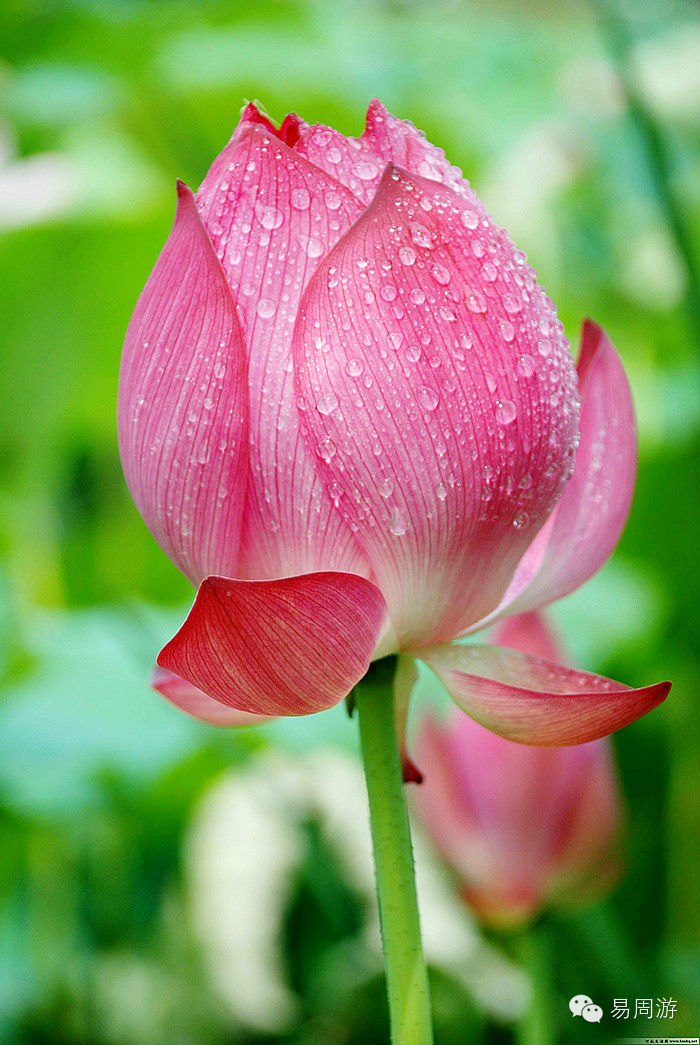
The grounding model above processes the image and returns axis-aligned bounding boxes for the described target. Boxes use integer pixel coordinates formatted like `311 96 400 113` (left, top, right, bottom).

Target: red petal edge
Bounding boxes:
158 571 387 717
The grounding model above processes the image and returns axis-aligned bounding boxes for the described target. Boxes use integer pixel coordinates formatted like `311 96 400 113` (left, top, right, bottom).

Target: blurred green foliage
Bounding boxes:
1 0 699 1042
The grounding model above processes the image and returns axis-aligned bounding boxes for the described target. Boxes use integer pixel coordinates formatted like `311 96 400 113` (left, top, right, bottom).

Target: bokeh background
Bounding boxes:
1 1 699 1042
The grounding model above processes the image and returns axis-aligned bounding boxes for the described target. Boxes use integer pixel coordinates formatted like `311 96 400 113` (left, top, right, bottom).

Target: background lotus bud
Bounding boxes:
413 612 622 929
118 100 668 741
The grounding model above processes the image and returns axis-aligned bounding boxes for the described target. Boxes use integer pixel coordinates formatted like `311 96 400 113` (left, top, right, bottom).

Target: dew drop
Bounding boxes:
419 386 439 411
399 246 416 266
317 437 337 461
517 354 535 377
256 298 275 319
496 400 517 426
431 263 451 285
500 320 515 343
291 187 311 211
380 284 398 302
254 202 284 230
353 160 380 181
346 358 364 377
389 507 407 536
379 477 394 498
316 393 339 415
300 235 324 258
466 291 487 314
482 261 498 282
409 221 433 249
461 209 479 230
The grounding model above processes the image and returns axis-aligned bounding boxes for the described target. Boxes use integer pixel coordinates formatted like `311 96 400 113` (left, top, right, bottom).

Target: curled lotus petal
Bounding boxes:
294 164 578 648
474 320 638 630
158 571 387 717
118 181 249 585
489 610 563 663
418 642 669 745
151 666 272 727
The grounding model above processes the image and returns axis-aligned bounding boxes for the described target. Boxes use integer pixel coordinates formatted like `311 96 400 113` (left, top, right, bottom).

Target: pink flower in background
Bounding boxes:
119 99 669 741
413 612 622 929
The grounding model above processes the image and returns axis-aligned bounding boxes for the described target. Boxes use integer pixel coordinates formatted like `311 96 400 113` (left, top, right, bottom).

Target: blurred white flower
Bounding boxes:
186 748 529 1034
632 24 700 124
0 118 79 231
618 225 686 310
558 55 625 118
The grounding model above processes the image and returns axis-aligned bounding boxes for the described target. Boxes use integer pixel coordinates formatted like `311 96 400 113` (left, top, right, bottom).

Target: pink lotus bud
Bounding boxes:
413 612 622 929
118 100 669 737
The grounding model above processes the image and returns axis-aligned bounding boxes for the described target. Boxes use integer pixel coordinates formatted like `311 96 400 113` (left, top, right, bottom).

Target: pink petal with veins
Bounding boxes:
294 119 386 206
475 321 637 628
152 667 272 726
361 99 475 201
418 642 669 745
294 164 578 647
414 709 621 927
118 182 248 585
196 125 369 580
490 610 563 663
158 572 387 717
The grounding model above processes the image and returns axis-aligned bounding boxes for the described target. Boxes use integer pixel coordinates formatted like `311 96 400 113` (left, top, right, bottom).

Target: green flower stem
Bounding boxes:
515 923 555 1045
355 657 434 1045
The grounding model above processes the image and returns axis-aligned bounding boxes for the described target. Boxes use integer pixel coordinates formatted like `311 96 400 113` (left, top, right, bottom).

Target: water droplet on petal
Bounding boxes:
419 386 439 411
389 507 407 536
466 291 487 314
500 320 515 343
317 437 337 461
353 159 380 181
517 354 535 377
409 221 433 249
496 400 517 426
431 263 451 285
346 358 364 377
300 235 324 258
254 202 284 230
256 298 275 319
317 393 339 415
